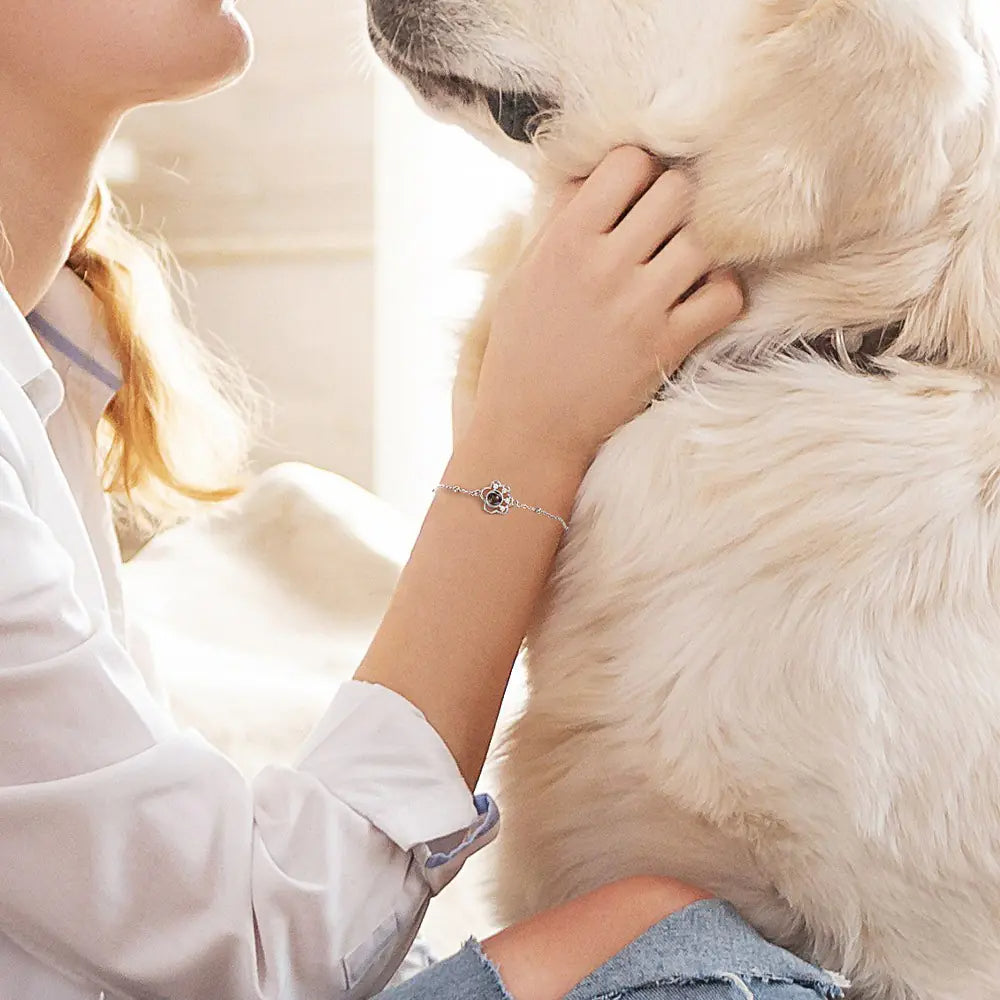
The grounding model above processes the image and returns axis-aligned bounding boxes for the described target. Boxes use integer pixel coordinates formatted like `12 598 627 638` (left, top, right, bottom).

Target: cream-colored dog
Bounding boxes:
369 2 1000 996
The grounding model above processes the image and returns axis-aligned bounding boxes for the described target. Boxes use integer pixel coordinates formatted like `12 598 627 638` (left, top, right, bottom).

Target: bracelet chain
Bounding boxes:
435 481 569 533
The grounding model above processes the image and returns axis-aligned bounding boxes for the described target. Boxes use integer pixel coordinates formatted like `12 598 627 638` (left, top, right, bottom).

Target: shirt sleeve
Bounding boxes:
0 428 498 999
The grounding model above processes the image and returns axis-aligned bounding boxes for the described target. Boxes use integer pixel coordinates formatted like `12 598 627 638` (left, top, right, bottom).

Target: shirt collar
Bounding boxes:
30 267 123 397
0 275 54 391
0 267 122 424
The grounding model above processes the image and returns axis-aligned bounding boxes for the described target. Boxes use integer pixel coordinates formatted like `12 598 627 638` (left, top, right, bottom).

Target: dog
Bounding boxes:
368 1 1000 996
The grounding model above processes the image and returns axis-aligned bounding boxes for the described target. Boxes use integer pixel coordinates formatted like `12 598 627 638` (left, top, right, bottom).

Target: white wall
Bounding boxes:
183 255 374 479
373 73 530 516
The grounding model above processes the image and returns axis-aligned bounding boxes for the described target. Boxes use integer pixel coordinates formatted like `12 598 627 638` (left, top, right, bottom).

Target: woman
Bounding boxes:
0 2 842 999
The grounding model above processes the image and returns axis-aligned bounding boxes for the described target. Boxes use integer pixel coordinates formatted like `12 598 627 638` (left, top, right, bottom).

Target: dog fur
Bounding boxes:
369 2 1000 996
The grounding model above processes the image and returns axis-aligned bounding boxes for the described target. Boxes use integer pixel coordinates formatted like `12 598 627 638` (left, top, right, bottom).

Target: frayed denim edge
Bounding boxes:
584 970 846 1000
464 938 517 1000
457 929 846 1000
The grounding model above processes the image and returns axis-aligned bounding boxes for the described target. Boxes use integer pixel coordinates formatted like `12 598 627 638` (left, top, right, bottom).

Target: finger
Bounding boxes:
642 225 714 306
610 170 694 263
562 146 662 234
655 269 745 368
552 178 585 213
536 179 585 238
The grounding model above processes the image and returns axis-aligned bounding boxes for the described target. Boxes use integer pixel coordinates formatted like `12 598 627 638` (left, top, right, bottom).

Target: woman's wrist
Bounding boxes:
448 415 592 525
357 411 592 787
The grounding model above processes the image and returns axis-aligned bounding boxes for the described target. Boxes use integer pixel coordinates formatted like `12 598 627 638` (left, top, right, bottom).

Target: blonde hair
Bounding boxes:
67 182 253 529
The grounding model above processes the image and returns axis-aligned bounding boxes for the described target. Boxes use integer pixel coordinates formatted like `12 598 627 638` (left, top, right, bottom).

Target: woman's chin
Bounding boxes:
220 12 254 82
202 10 255 93
144 10 254 105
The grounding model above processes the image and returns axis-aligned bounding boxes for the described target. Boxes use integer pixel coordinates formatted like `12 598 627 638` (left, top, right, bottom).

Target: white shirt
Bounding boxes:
0 270 498 1000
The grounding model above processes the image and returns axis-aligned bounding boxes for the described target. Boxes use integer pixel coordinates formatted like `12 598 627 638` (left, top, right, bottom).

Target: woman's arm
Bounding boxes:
356 424 583 787
356 149 744 786
0 409 487 1000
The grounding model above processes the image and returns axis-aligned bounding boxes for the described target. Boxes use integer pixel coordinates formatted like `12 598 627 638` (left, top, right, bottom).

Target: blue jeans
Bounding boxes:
380 899 844 999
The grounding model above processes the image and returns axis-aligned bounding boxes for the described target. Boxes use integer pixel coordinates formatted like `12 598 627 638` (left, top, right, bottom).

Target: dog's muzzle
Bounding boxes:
367 2 553 144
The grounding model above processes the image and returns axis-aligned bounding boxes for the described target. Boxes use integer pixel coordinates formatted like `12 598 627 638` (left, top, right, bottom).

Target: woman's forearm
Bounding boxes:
355 421 589 788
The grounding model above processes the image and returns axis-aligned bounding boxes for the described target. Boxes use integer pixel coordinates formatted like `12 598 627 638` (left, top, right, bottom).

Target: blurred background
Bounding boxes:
108 0 531 517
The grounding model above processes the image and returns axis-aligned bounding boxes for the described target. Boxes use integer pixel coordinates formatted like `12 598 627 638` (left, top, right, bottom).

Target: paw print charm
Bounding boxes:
480 481 513 516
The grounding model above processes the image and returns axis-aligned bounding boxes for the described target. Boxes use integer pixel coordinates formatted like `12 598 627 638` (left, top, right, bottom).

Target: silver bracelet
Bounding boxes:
435 480 569 532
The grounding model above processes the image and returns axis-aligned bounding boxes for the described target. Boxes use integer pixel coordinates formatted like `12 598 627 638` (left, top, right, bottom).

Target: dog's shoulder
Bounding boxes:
524 357 1000 989
576 356 1000 585
540 354 1000 812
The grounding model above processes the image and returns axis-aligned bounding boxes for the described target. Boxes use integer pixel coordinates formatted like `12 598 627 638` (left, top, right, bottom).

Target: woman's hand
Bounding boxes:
469 146 744 467
358 146 744 788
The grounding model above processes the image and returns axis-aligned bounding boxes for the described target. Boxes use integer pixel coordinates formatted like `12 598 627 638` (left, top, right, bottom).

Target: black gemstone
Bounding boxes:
486 491 503 506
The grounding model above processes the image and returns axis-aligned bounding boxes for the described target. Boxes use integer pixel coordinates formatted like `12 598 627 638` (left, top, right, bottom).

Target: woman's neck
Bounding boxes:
0 92 118 314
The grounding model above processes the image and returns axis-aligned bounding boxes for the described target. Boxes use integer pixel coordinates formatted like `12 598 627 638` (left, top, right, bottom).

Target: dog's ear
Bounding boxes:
692 0 987 266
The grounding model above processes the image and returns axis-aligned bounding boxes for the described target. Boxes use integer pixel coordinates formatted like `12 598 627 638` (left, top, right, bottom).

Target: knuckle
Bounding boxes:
609 145 660 188
672 226 711 267
656 169 694 206
674 223 703 251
